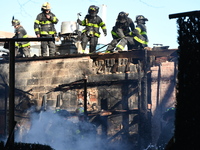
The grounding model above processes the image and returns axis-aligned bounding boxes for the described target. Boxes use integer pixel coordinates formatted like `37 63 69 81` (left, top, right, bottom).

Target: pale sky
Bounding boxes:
1 0 200 49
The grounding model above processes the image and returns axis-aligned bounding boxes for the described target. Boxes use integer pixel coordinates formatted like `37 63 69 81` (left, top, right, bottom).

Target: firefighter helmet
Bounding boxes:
135 15 148 24
41 2 51 11
76 106 84 115
54 109 70 118
12 19 20 26
88 5 99 16
117 11 129 23
162 107 176 121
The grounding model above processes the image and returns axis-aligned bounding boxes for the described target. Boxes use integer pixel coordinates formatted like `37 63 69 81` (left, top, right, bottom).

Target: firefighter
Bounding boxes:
75 102 84 116
131 15 149 49
77 5 107 53
105 26 121 53
12 19 31 57
34 2 59 56
157 107 176 150
74 102 96 140
110 11 135 52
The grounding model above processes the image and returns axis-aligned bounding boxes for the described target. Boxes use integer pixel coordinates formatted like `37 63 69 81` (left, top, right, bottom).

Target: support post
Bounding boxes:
56 94 61 108
4 84 8 138
42 94 47 111
8 40 15 149
0 37 54 148
137 60 142 150
143 49 148 114
84 78 87 116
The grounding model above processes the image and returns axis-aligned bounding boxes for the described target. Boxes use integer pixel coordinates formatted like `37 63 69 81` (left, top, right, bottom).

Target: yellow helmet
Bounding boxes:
41 2 51 10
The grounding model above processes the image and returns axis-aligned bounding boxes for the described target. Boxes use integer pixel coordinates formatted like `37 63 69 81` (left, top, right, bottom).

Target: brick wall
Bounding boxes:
0 56 139 110
151 61 176 144
0 56 93 110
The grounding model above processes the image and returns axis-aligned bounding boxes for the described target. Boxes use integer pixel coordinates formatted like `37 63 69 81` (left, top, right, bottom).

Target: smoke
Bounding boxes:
14 110 104 150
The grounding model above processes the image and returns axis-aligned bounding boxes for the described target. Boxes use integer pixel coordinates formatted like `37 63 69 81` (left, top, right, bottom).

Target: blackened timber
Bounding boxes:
100 98 108 138
88 73 141 83
56 95 61 108
140 49 151 148
121 74 130 143
143 49 148 115
8 41 15 147
91 50 176 61
0 37 54 42
156 65 161 107
106 109 139 142
4 121 17 150
53 79 140 92
4 85 8 137
84 78 88 116
0 49 177 63
41 94 47 111
88 109 139 116
137 61 142 149
57 79 85 89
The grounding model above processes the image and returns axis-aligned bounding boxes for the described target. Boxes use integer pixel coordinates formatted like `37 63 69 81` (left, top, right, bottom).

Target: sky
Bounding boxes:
0 0 200 49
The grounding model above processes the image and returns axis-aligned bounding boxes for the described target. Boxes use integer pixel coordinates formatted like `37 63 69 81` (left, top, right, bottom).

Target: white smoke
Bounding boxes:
15 110 103 150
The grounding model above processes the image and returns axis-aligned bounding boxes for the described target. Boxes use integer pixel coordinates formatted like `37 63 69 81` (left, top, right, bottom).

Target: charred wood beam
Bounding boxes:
4 121 17 150
100 98 108 138
0 49 176 63
91 50 176 61
137 60 142 149
34 49 175 62
0 37 54 42
106 111 138 142
83 78 88 116
51 79 140 92
110 100 122 110
88 109 139 117
8 40 15 147
142 49 148 115
0 83 33 96
121 75 130 142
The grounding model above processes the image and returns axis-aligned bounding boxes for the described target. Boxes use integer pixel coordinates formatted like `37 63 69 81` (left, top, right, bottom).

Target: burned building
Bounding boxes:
0 38 177 149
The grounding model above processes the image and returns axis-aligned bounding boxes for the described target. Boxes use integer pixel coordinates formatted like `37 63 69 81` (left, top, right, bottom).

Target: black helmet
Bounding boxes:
117 11 128 23
135 15 148 24
88 5 99 17
162 107 175 121
12 19 20 26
